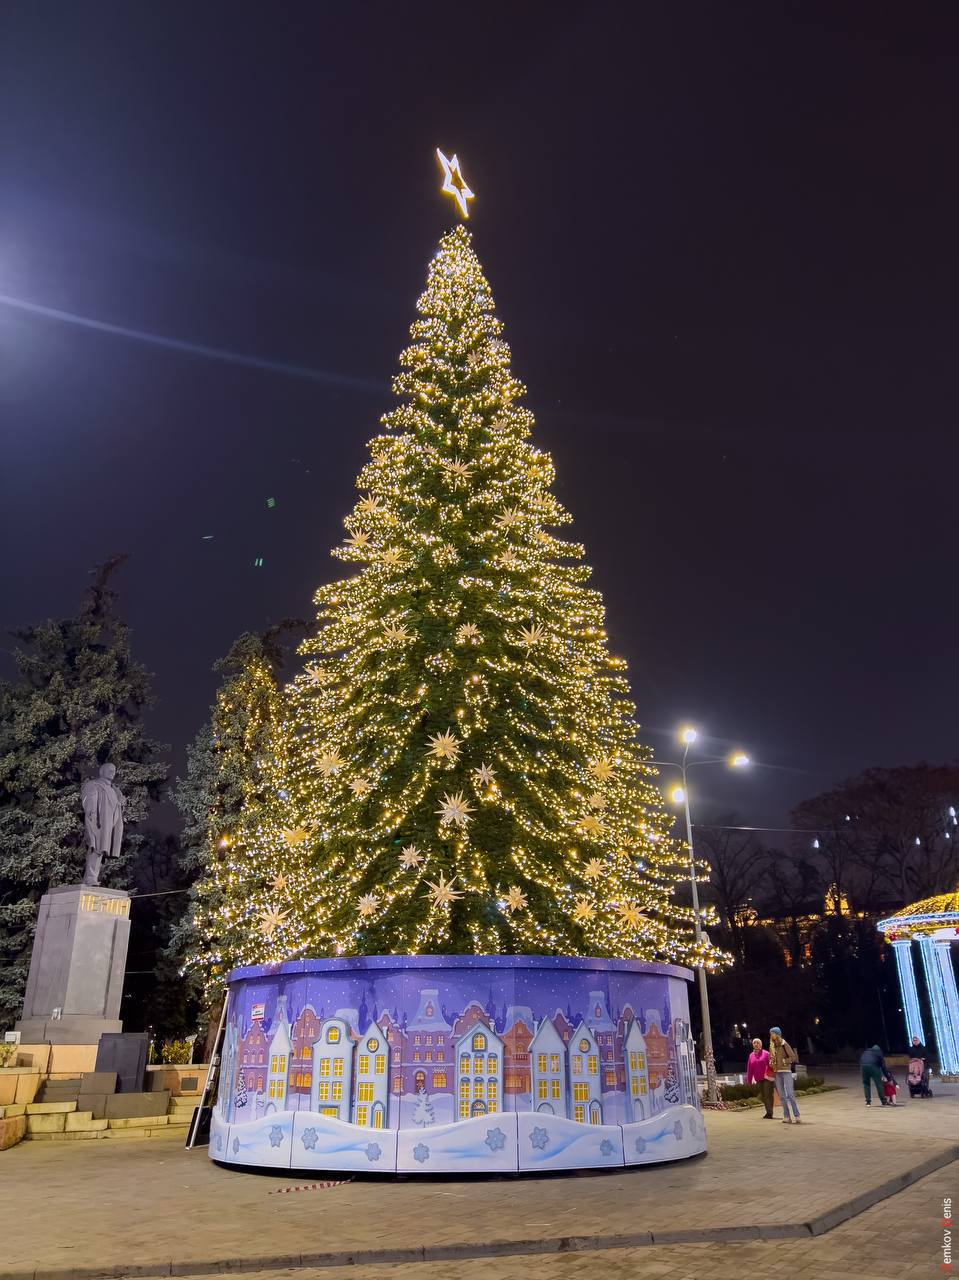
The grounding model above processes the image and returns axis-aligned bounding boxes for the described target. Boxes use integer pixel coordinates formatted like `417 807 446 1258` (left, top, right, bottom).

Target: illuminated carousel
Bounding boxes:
878 889 959 1077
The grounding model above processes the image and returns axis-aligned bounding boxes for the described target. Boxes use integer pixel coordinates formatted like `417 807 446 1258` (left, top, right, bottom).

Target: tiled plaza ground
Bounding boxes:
2 1075 956 1280
185 1160 958 1280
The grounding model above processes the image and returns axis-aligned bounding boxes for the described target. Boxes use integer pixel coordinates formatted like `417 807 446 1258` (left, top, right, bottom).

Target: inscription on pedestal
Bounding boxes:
79 893 130 917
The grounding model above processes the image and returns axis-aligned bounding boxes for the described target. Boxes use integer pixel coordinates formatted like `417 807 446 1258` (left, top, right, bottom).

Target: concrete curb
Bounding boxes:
8 1144 959 1280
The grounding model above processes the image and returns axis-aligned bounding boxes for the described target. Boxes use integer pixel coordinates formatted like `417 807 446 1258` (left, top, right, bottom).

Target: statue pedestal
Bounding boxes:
15 885 130 1045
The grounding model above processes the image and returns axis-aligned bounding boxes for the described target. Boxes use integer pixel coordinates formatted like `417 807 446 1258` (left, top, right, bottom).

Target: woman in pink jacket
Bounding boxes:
746 1037 774 1119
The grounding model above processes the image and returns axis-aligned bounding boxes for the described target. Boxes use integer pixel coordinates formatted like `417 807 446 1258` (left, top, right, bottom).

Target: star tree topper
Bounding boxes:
436 149 475 219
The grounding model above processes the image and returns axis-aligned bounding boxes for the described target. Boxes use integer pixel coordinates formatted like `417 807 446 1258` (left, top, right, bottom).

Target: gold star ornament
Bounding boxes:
436 791 474 827
383 622 413 645
357 893 379 919
257 905 289 939
399 844 424 869
572 897 595 923
436 148 475 219
317 749 344 777
281 827 309 848
616 902 646 929
578 814 606 839
427 728 461 762
503 885 528 913
588 759 615 783
425 871 464 908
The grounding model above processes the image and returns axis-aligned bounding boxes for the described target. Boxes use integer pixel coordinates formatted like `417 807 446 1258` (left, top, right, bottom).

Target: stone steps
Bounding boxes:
36 1078 82 1103
16 1086 190 1141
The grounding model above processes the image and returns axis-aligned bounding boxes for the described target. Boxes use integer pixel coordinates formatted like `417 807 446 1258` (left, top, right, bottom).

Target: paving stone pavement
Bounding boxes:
2 1077 956 1279
180 1160 958 1280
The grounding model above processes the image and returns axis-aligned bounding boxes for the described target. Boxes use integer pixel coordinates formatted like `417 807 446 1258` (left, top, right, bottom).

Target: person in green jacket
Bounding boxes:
860 1044 888 1106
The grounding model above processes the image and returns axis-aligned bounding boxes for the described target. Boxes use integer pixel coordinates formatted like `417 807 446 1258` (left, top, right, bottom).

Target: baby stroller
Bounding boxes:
907 1058 932 1098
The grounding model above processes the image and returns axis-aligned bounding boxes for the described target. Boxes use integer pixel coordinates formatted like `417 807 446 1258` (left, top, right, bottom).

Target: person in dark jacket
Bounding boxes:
909 1035 927 1061
860 1044 888 1105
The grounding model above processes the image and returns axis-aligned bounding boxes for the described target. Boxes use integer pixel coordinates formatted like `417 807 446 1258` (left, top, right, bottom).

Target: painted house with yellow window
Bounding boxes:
352 1023 390 1129
265 996 292 1113
289 1003 321 1111
309 1015 354 1121
454 1020 504 1120
529 1016 568 1117
624 1017 650 1120
567 1021 603 1124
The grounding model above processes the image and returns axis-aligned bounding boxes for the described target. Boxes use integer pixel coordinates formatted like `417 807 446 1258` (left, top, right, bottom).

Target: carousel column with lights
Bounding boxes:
919 937 959 1074
890 938 925 1046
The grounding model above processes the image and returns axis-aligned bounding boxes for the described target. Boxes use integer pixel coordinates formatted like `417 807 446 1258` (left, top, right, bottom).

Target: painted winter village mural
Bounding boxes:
211 957 706 1174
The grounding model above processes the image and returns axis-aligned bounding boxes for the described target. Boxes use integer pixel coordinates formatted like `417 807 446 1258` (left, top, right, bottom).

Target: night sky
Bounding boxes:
2 4 957 831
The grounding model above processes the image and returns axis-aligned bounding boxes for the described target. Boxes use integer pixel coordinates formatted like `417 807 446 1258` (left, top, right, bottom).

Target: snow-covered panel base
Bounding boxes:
211 1103 705 1173
216 1108 295 1167
209 1108 231 1160
517 1111 625 1172
395 1112 519 1173
291 1111 399 1173
623 1104 706 1165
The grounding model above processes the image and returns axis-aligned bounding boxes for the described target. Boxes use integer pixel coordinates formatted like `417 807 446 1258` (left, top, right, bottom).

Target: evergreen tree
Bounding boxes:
411 1087 435 1126
0 557 166 1025
267 225 714 966
173 626 301 994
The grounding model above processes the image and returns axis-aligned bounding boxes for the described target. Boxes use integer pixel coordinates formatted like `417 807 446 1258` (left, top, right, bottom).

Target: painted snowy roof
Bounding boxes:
503 1005 534 1032
408 988 452 1031
585 990 615 1033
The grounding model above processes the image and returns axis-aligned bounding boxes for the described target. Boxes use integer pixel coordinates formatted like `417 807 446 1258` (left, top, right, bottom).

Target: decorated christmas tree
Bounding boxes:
246 210 718 971
177 631 298 982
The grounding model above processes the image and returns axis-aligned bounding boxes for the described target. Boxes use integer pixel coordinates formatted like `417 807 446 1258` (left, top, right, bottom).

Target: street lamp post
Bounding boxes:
651 727 749 1108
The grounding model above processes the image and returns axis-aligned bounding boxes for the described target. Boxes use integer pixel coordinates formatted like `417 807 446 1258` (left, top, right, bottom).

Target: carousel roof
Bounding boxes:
877 888 959 936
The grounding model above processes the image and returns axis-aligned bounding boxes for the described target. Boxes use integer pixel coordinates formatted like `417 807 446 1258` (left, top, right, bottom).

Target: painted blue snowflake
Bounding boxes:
687 1116 698 1137
634 1136 647 1155
599 1139 615 1157
269 1125 284 1148
214 1134 223 1152
485 1127 506 1152
301 1127 318 1151
529 1126 549 1151
232 1136 240 1155
365 1142 382 1163
412 1142 430 1164
673 1120 684 1141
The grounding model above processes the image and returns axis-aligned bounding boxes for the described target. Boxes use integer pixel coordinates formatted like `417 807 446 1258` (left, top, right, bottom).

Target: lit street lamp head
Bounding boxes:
680 726 698 745
730 752 750 768
670 786 686 805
